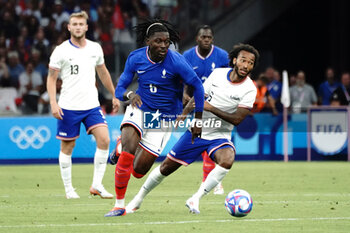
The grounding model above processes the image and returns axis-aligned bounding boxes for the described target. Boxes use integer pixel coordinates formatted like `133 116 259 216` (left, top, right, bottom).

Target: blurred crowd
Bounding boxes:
0 0 157 114
0 0 349 116
0 0 230 115
252 67 350 115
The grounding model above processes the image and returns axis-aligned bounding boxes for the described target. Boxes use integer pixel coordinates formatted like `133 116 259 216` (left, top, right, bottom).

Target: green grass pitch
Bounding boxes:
1 162 350 233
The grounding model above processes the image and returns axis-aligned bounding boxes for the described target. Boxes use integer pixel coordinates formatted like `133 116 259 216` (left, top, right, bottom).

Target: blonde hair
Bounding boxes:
69 11 89 23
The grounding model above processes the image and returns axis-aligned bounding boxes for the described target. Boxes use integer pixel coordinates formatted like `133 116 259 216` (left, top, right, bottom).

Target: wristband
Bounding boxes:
126 91 134 99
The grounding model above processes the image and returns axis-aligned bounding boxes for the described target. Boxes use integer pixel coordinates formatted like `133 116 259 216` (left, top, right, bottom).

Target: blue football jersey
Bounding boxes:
183 45 229 83
115 46 204 118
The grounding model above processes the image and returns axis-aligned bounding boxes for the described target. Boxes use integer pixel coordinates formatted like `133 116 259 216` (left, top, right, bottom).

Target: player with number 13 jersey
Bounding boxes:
49 39 104 110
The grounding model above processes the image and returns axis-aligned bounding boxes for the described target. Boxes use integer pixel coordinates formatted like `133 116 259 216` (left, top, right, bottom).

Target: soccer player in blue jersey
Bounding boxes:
183 25 229 85
104 19 204 217
125 43 259 215
183 25 229 195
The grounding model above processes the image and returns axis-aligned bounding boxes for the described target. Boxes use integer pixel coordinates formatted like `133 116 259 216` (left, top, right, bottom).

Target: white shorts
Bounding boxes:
121 105 172 157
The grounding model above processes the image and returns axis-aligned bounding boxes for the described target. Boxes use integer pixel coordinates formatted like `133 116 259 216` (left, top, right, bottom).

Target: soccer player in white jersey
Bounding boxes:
47 11 120 199
183 25 230 195
125 43 259 214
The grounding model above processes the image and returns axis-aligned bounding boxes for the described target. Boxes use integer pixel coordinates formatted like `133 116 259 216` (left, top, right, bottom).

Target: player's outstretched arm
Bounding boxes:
204 101 251 126
96 64 120 112
47 68 63 120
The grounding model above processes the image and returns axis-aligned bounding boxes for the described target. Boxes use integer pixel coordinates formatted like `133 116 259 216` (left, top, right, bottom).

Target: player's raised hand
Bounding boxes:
130 93 143 108
112 97 120 113
50 102 63 120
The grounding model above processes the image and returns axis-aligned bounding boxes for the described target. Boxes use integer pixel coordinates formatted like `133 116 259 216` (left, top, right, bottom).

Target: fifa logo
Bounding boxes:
143 110 161 129
9 126 51 149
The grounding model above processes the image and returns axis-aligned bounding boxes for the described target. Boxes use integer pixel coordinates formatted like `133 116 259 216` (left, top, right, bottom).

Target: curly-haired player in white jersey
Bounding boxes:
125 43 259 214
47 11 120 199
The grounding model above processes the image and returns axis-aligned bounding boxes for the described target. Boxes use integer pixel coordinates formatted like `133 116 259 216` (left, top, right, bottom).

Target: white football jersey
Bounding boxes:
49 39 104 110
201 68 257 140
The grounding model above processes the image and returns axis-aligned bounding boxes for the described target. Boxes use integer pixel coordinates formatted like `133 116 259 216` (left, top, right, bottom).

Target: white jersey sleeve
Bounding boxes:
96 43 104 66
239 89 257 109
49 46 63 70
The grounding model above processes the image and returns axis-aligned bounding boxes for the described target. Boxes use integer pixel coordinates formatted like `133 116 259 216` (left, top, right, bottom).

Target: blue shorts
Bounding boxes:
56 107 107 140
167 130 236 166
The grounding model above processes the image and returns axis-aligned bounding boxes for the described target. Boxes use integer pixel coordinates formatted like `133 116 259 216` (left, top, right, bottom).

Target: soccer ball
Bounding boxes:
225 189 253 217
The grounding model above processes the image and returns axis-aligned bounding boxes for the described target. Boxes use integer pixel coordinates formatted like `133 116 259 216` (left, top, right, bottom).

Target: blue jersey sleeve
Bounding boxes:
192 79 204 113
115 54 135 100
176 55 204 113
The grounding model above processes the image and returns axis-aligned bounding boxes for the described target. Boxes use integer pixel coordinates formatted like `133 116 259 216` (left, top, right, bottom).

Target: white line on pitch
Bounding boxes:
1 217 350 229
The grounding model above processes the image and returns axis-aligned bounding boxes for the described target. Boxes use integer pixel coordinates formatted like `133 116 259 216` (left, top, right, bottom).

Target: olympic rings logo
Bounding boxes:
9 126 51 149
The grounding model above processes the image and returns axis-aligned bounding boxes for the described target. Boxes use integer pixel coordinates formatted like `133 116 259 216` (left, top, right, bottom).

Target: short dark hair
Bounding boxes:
135 18 180 47
229 43 260 68
195 25 213 36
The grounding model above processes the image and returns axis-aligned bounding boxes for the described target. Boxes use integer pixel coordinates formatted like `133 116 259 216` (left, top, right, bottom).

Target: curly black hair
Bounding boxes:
134 18 180 47
228 43 260 68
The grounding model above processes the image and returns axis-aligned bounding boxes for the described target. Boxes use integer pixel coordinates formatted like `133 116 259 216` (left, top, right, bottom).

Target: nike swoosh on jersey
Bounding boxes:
193 66 199 70
137 70 146 74
212 84 219 87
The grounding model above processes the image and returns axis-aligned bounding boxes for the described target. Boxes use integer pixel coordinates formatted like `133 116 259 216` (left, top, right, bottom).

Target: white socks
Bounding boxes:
60 148 108 194
115 199 125 208
193 165 229 200
122 166 166 210
92 148 109 188
137 165 166 200
59 151 73 192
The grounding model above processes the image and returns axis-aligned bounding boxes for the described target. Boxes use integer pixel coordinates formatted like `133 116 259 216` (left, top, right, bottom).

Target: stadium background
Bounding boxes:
1 2 350 233
0 0 350 163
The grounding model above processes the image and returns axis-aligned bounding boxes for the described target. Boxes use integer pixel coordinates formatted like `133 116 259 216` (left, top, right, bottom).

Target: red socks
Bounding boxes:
202 151 216 182
114 151 135 199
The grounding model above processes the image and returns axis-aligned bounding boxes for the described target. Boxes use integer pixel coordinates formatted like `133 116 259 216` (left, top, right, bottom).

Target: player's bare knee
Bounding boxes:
216 154 234 169
121 126 140 153
159 163 171 176
121 141 138 154
61 140 75 153
160 158 181 176
133 164 146 175
97 136 110 149
120 133 139 153
132 168 145 179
